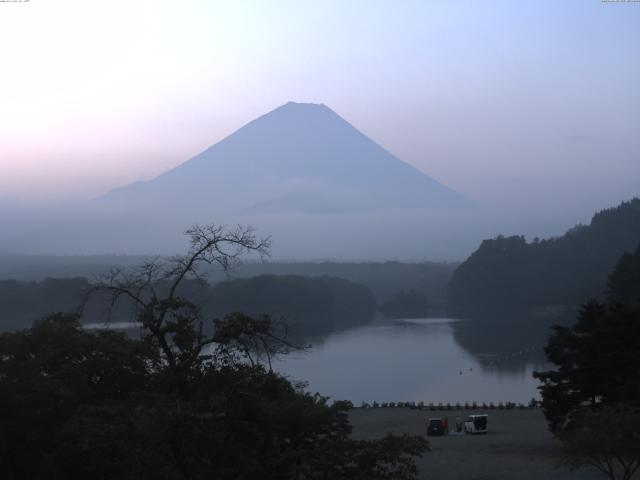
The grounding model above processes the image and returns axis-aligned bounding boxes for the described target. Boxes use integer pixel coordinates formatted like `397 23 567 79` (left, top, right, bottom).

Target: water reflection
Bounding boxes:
273 317 551 404
451 309 575 374
81 313 563 405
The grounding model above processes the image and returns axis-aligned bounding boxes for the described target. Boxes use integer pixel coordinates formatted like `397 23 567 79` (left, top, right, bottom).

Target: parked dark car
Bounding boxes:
427 418 445 436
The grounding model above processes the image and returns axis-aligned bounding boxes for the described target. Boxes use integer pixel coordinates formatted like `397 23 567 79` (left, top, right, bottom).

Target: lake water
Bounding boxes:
84 316 552 405
273 318 550 405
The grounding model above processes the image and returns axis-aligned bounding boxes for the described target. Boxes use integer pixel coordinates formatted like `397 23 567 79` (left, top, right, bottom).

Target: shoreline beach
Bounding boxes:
349 408 603 480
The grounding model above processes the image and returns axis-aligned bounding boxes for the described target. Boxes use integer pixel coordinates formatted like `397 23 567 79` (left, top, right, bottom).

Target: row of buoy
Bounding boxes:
451 346 543 375
358 401 538 410
483 345 542 366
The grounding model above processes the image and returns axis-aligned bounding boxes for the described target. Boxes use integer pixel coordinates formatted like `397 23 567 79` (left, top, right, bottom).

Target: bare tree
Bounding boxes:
84 223 271 372
212 312 297 372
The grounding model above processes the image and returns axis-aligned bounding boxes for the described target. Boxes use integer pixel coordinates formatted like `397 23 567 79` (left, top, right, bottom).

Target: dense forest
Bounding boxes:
0 277 90 332
0 256 455 305
0 274 377 338
379 290 430 319
207 275 376 337
447 198 640 313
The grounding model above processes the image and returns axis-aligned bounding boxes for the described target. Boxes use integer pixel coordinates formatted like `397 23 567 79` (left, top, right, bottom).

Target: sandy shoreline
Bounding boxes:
349 408 604 480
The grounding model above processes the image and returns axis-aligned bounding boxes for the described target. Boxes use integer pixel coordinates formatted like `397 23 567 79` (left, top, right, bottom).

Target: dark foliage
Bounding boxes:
379 290 429 319
534 246 640 479
448 198 640 312
607 243 640 307
0 275 377 338
0 277 89 331
558 406 640 480
534 301 640 431
0 314 149 479
0 224 427 479
208 274 376 336
0 312 427 480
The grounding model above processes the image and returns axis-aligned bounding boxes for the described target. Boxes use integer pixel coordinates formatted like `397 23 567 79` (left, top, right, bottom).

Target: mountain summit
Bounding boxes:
98 102 472 215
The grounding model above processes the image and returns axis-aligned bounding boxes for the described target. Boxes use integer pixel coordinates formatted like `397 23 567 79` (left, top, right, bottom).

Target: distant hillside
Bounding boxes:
0 274 377 338
0 278 89 332
447 198 640 312
0 257 456 305
216 261 456 305
206 275 376 337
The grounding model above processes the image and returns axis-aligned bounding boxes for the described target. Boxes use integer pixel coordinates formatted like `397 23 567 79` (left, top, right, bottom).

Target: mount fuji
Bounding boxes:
98 102 472 216
5 102 479 259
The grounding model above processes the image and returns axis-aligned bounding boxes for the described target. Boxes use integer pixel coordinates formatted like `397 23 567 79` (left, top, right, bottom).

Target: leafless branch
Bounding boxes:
81 223 271 373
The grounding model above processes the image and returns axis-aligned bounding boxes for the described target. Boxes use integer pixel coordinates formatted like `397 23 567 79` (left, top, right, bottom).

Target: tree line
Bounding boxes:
0 274 377 337
448 198 640 313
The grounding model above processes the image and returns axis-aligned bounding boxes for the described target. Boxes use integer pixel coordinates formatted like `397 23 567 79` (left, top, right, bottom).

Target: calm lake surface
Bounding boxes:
273 318 549 405
84 316 552 404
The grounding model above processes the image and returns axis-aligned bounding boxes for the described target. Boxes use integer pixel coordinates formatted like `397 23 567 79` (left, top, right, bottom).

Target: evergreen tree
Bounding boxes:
535 246 640 479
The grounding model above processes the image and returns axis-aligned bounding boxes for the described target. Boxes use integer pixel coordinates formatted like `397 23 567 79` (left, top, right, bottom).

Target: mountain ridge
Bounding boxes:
97 101 473 215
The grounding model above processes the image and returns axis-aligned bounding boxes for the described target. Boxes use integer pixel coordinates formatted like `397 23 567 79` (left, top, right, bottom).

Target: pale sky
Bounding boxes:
1 0 639 214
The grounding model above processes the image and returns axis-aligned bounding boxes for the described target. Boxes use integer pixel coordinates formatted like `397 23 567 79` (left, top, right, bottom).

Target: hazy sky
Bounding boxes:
1 0 639 214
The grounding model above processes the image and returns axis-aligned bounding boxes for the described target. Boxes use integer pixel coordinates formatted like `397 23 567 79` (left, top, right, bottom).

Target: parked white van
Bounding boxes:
464 414 488 434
